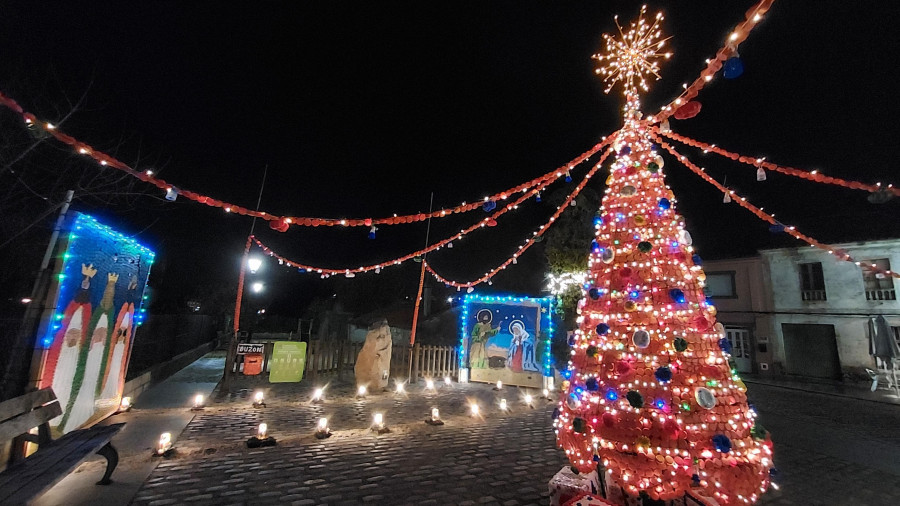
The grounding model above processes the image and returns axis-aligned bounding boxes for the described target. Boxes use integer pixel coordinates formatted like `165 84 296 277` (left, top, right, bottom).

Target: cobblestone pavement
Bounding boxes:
130 379 900 506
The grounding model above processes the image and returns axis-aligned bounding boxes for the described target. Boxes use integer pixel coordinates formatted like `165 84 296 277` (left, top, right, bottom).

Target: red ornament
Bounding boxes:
601 412 618 428
269 219 289 232
487 219 498 227
673 101 702 120
663 419 681 439
615 360 634 377
364 218 373 226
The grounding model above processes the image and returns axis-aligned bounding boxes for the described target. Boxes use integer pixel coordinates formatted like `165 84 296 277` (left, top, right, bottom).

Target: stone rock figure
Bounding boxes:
355 319 393 390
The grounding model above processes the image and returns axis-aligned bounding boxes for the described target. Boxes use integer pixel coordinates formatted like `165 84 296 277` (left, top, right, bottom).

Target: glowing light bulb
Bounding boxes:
470 403 480 416
254 391 264 404
396 382 405 394
120 397 132 410
193 394 204 408
431 408 440 422
257 423 268 439
496 380 503 390
373 412 384 429
426 379 435 390
312 388 324 401
525 394 534 405
444 376 452 385
157 432 172 455
357 385 367 397
500 399 508 411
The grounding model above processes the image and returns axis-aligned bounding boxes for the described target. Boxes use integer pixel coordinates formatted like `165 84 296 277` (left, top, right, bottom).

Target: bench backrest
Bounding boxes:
0 389 62 442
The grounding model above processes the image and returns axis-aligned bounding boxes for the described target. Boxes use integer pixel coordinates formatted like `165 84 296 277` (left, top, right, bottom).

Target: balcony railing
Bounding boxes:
801 289 827 301
866 289 897 301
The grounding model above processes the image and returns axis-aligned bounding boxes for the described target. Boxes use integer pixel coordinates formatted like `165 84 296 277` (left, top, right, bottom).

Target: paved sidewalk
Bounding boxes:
132 378 560 506
34 351 226 506
742 373 900 405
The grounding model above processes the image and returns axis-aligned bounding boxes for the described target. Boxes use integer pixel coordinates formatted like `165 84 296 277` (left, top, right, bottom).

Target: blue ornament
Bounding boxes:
535 192 542 203
596 323 610 335
605 389 618 401
654 399 666 410
712 434 733 453
552 407 560 419
591 240 600 252
565 173 572 183
585 378 599 391
669 289 686 304
691 474 701 485
723 56 744 79
589 288 600 300
769 468 779 478
718 338 732 354
654 366 673 383
619 145 632 156
658 198 671 210
692 254 703 265
483 200 497 212
567 334 577 346
769 223 785 234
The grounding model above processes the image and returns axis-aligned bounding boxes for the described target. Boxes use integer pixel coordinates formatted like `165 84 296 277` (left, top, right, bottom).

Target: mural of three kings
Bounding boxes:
464 299 549 387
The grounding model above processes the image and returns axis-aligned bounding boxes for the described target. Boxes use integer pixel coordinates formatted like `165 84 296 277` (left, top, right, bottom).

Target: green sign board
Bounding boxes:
269 341 307 383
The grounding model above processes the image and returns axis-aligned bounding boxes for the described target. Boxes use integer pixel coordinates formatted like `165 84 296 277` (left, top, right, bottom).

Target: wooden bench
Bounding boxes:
0 388 124 505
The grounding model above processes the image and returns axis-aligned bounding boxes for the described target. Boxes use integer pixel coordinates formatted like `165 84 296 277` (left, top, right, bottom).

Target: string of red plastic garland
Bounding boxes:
0 89 607 231
653 135 900 279
650 0 775 125
249 147 615 282
425 148 616 288
655 128 899 197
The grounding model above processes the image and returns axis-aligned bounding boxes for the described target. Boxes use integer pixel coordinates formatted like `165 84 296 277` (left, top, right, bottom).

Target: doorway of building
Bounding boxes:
725 327 752 373
781 323 841 379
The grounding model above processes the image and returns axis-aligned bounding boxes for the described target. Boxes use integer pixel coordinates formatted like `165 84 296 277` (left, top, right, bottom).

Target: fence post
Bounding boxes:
412 343 420 381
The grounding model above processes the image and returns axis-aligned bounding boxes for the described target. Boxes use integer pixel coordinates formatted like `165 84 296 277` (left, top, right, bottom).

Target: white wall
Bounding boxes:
761 239 900 373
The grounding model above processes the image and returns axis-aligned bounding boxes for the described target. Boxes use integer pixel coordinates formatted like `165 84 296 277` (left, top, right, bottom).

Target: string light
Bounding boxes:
657 129 899 197
653 135 900 279
0 88 609 231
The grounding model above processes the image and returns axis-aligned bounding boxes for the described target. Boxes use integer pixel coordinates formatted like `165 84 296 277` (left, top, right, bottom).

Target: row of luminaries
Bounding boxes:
151 379 554 455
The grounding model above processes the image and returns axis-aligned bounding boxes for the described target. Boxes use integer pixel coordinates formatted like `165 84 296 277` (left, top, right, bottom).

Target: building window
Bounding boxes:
704 271 737 299
799 262 826 301
893 326 900 350
862 259 896 301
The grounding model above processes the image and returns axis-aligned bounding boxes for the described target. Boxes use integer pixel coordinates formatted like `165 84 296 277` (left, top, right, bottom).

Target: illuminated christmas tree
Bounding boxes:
554 8 774 505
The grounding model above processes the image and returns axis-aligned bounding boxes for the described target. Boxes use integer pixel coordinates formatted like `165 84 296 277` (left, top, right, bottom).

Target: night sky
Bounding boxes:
2 1 898 316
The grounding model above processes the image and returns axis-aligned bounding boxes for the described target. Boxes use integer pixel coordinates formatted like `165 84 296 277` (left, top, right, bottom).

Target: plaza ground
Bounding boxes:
36 353 900 505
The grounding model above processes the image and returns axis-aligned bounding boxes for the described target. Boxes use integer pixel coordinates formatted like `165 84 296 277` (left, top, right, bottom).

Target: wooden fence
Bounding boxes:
230 340 459 383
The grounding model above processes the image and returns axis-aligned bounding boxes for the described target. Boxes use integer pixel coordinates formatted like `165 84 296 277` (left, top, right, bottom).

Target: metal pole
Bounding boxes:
408 192 434 379
2 190 74 400
222 167 267 389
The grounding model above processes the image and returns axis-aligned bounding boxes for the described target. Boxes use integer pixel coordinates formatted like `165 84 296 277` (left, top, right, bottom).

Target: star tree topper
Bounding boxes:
593 5 672 97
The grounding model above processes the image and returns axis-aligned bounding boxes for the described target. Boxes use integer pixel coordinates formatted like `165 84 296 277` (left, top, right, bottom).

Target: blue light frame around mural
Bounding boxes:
458 293 555 385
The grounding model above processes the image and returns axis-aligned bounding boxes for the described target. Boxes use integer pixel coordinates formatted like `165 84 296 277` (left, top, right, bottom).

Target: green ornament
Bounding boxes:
751 422 768 440
674 337 688 352
586 345 599 358
681 402 691 411
573 417 587 433
647 162 660 173
626 390 644 408
637 241 653 253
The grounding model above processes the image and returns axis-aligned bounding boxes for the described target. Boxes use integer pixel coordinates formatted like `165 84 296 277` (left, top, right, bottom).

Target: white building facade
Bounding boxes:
703 239 900 380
